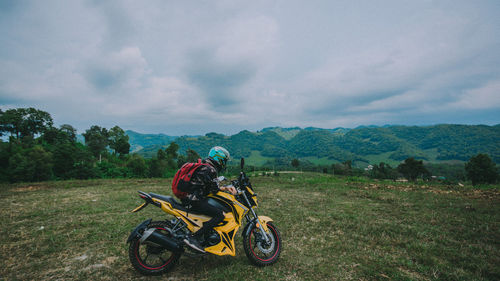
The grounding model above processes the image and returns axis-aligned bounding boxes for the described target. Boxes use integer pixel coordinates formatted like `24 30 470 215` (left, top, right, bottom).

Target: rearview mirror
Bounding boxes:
240 158 245 170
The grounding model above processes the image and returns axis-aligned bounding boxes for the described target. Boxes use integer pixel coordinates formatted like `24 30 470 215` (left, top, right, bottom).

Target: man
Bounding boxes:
180 146 236 252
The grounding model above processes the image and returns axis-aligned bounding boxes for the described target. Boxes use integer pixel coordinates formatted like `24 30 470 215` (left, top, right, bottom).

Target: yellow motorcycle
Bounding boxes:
126 158 282 275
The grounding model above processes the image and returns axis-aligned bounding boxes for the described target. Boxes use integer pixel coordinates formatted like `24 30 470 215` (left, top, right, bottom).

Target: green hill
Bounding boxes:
125 130 179 153
132 124 500 165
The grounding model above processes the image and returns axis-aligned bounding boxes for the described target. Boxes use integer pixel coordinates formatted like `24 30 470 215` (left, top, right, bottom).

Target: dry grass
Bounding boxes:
0 174 499 280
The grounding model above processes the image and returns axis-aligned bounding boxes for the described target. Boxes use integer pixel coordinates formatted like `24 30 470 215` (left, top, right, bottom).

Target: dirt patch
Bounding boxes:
12 185 50 192
103 256 119 265
462 189 500 200
356 182 499 200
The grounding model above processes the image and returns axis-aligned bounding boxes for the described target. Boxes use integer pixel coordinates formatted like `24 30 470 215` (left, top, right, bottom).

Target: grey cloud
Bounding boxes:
1 0 499 135
84 65 122 90
0 92 30 106
0 0 23 14
309 88 412 116
81 47 148 93
86 0 136 49
185 49 257 108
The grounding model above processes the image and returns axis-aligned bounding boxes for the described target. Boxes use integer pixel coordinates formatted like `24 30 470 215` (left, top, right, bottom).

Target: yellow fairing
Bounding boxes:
154 192 251 256
207 191 248 226
204 191 248 256
204 212 240 256
246 186 258 206
155 199 210 232
131 202 146 213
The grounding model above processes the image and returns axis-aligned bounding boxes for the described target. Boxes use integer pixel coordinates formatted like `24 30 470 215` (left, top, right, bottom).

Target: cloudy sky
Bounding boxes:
1 0 499 135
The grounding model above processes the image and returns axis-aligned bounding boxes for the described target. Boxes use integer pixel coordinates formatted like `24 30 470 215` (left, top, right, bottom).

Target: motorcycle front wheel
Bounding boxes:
243 222 282 266
128 221 181 275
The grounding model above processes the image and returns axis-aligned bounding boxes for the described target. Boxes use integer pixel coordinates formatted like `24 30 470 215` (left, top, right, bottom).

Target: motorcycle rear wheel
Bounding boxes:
128 221 181 275
243 222 282 266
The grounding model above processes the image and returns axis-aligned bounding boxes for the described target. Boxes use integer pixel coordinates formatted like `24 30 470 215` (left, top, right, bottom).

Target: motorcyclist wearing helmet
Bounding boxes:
182 146 236 253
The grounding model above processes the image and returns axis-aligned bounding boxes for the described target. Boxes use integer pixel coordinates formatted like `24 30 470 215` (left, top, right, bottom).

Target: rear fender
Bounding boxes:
126 219 152 243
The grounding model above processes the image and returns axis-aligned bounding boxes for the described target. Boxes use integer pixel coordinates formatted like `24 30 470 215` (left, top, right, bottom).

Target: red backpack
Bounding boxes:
171 159 208 199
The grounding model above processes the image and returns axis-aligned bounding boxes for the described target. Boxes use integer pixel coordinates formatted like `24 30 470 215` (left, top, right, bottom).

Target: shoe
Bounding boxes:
183 235 206 253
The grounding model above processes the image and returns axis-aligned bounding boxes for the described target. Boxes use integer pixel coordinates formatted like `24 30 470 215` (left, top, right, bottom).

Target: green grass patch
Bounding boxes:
1 175 499 280
301 156 336 166
364 152 401 167
245 150 273 166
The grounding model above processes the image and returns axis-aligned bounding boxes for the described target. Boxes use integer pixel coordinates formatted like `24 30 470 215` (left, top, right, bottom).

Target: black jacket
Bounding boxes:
184 159 219 201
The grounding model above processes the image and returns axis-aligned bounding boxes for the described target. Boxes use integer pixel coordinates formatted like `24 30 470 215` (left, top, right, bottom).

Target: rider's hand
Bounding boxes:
221 185 237 195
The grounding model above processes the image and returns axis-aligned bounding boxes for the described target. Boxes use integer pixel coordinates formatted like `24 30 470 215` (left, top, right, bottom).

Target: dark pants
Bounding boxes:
189 198 225 237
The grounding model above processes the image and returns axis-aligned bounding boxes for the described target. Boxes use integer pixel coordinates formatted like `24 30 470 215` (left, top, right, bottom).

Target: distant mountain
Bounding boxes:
259 127 302 140
131 125 500 165
125 130 178 153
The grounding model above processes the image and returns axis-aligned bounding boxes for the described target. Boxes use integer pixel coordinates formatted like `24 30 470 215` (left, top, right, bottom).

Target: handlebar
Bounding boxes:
221 184 243 195
219 173 249 195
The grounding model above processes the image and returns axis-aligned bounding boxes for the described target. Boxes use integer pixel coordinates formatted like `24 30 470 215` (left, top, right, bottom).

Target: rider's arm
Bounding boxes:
198 166 237 195
197 166 220 194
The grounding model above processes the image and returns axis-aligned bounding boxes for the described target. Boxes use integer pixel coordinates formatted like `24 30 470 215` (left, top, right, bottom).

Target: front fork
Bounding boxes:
249 209 271 244
240 192 271 244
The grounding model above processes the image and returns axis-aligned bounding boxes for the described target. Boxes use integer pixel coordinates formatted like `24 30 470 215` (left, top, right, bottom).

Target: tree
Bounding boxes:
0 109 4 137
333 160 353 176
186 149 201 163
52 143 79 179
109 126 130 156
0 107 53 139
165 142 179 169
127 154 148 178
371 162 397 180
28 145 54 181
291 158 300 169
397 157 429 182
148 149 169 177
8 145 53 182
42 124 77 145
83 125 109 158
165 142 179 159
59 124 77 142
465 154 498 185
157 149 167 161
70 144 97 179
177 154 187 168
149 158 168 178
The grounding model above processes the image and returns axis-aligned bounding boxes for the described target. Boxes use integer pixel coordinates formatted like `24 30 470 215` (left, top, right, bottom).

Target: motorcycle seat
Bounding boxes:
149 193 204 214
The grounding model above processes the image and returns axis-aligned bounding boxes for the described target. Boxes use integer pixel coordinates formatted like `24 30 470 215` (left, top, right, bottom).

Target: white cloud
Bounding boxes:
1 0 499 134
448 80 500 110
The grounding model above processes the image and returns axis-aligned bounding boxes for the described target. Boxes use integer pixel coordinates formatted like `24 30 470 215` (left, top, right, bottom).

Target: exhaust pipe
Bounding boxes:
139 228 184 253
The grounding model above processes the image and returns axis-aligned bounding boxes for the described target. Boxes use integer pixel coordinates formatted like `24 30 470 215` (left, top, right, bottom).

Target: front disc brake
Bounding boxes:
256 233 275 254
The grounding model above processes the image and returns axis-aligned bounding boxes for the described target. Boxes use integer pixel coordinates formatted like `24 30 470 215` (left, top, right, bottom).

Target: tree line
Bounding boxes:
1 107 498 185
0 108 201 183
283 155 498 185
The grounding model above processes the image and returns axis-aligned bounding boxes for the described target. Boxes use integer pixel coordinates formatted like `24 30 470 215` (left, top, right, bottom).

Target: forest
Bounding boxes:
136 125 500 163
1 107 498 185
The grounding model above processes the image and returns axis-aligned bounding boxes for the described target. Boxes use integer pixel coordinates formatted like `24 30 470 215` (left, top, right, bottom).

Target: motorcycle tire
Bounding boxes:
243 222 282 266
128 220 181 275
